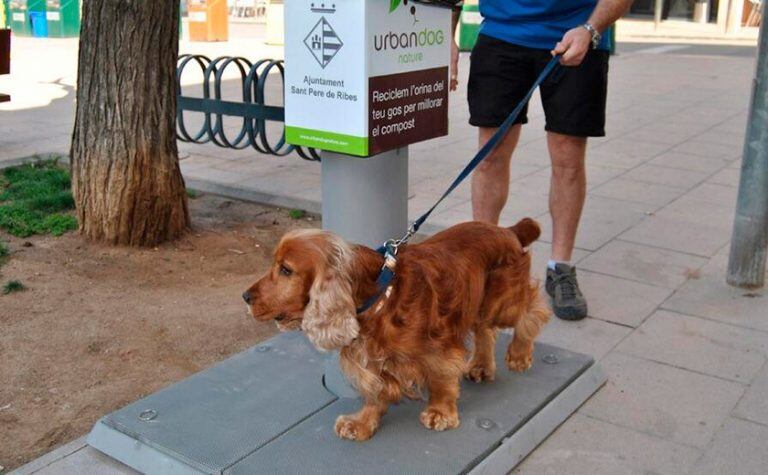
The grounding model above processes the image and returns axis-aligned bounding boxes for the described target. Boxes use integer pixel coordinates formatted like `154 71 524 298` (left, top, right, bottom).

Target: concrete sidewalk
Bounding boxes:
3 34 768 474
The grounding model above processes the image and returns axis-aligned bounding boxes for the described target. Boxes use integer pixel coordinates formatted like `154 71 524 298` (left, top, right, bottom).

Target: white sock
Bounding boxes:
548 259 571 270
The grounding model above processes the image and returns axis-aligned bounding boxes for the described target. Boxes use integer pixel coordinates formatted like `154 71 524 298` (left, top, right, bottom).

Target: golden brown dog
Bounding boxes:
242 218 549 441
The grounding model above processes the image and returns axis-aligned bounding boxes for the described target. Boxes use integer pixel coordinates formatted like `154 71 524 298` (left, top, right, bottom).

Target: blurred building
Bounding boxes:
624 0 762 37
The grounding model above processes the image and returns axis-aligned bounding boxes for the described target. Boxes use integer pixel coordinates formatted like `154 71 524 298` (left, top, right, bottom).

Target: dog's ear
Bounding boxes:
301 249 359 352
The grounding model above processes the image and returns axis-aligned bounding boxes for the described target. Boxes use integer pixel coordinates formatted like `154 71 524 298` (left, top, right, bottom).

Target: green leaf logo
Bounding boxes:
389 0 401 13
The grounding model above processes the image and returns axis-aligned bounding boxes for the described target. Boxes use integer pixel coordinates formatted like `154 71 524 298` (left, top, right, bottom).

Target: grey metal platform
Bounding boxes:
88 332 606 475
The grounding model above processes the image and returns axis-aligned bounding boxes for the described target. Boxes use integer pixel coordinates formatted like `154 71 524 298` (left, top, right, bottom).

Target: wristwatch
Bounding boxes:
581 23 601 50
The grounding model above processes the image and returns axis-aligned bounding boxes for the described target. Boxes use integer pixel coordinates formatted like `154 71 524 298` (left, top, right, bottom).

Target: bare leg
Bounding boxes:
472 124 523 224
466 326 497 383
547 132 587 262
420 377 461 431
335 400 389 441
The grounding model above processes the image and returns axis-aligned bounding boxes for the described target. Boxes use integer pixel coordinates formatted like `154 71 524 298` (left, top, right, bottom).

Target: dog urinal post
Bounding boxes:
283 2 452 398
320 148 409 398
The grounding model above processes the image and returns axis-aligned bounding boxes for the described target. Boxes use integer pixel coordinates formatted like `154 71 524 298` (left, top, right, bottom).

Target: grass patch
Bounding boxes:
186 188 199 199
0 160 78 237
2 279 25 295
288 209 306 220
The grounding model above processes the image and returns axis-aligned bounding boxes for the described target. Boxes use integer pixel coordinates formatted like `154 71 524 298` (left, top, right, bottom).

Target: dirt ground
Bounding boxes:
0 194 316 470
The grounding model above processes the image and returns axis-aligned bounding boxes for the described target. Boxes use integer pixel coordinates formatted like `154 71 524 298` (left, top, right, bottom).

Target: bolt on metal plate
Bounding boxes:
477 418 497 431
138 409 157 422
542 353 559 364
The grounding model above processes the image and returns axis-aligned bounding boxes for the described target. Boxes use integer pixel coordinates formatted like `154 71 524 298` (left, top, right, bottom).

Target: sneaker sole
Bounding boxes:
552 303 588 321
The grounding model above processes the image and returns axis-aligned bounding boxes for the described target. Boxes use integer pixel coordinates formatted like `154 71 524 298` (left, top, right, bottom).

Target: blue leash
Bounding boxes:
357 55 562 314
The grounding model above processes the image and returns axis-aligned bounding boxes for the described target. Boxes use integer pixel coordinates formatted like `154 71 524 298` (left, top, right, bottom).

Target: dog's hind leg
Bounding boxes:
506 286 550 372
465 325 497 383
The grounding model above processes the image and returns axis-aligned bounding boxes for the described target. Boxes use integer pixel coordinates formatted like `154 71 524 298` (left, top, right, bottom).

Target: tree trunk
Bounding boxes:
71 0 189 246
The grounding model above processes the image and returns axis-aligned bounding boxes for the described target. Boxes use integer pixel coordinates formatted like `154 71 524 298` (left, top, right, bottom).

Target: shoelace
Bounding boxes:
554 272 580 300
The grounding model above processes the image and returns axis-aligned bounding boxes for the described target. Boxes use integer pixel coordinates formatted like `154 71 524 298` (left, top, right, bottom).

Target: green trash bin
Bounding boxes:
458 1 481 52
9 0 44 37
9 0 31 36
45 0 78 37
2 0 10 28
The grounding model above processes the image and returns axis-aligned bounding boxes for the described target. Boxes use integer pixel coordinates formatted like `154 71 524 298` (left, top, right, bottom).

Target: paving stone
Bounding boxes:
410 170 474 200
620 164 710 189
31 446 137 475
578 240 708 289
620 127 689 146
586 148 650 170
682 182 737 207
590 178 686 207
617 310 768 384
237 169 320 197
655 194 735 230
694 129 746 148
538 196 650 251
585 164 628 189
692 418 768 475
671 140 741 160
408 194 466 223
511 139 553 167
592 138 671 161
430 195 549 231
661 255 768 333
535 315 631 361
706 166 740 187
179 154 219 171
619 215 730 257
580 352 745 448
733 363 768 427
514 414 701 475
183 166 252 185
630 123 703 143
511 171 551 197
578 271 672 328
647 151 730 174
209 156 291 174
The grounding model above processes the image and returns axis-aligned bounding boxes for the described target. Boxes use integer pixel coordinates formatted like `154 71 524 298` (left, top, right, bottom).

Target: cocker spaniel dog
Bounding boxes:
243 218 549 441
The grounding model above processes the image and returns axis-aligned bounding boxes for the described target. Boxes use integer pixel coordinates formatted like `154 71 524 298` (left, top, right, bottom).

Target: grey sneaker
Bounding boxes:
546 263 588 321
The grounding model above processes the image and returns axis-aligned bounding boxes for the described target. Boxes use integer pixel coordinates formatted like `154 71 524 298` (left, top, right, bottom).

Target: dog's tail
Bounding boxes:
509 218 541 248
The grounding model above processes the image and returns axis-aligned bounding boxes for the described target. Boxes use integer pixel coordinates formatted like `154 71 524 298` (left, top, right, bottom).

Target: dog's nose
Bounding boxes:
242 291 252 305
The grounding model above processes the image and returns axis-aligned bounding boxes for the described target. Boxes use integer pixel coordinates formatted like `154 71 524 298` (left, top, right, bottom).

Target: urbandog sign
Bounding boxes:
285 0 451 156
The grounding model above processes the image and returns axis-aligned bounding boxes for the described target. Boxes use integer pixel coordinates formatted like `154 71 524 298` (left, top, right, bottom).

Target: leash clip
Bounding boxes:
386 223 417 255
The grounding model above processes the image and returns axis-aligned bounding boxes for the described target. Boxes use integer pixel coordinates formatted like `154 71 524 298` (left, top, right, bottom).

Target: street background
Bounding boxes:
2 16 768 475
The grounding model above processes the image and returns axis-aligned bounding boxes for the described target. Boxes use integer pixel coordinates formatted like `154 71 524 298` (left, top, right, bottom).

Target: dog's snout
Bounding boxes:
242 291 252 305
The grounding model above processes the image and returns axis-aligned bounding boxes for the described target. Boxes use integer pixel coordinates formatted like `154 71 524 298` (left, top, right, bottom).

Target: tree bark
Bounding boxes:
71 0 189 246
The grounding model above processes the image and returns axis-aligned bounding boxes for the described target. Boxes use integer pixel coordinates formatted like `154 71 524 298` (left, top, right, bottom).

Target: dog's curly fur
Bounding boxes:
244 218 550 441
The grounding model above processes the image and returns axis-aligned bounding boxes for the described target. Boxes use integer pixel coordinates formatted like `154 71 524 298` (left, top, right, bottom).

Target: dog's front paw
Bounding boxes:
505 350 533 372
419 407 459 431
334 414 375 441
465 364 495 383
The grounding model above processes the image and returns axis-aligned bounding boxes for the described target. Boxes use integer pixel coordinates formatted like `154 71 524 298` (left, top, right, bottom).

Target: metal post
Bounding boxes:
726 0 745 35
727 16 768 289
321 148 409 397
654 0 663 28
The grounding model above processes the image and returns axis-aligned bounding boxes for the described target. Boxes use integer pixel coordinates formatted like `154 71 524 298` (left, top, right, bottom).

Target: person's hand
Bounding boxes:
450 40 459 91
552 27 592 66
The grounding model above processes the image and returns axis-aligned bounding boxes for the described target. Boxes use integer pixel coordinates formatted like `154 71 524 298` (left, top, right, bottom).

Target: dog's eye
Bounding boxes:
279 265 293 277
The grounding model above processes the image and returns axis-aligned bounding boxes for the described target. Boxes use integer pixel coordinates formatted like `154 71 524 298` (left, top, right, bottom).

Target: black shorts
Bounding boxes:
468 34 609 137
